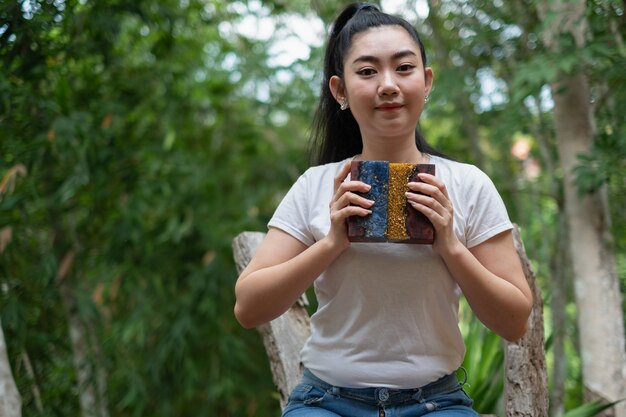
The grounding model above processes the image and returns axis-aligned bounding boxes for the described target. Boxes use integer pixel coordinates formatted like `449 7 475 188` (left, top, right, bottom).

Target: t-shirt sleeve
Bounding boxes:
267 172 315 247
464 167 513 248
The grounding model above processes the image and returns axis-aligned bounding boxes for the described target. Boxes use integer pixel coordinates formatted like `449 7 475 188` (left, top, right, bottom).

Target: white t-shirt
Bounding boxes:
268 155 513 389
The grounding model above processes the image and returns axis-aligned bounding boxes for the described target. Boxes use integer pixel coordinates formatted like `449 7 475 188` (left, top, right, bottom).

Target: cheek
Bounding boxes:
347 83 373 100
404 79 425 95
346 91 372 115
344 75 373 94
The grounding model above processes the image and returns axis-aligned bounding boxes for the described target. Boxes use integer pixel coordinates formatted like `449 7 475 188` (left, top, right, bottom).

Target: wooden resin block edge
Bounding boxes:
403 164 435 244
347 160 388 242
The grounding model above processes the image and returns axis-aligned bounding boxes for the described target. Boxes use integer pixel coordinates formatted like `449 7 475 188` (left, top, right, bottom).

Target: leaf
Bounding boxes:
163 130 176 150
564 399 626 417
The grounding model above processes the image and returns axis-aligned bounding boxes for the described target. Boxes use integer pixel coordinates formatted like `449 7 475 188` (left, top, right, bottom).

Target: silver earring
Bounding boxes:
425 95 430 102
340 100 349 110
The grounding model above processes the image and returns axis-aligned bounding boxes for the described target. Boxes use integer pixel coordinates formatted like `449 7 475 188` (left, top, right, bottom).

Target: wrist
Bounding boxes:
320 233 350 256
435 236 466 261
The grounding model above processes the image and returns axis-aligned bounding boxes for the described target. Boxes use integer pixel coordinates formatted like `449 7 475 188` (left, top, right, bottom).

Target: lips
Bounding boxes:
377 103 403 111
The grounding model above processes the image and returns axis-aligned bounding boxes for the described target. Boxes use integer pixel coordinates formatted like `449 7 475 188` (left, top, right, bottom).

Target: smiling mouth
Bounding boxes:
377 104 403 111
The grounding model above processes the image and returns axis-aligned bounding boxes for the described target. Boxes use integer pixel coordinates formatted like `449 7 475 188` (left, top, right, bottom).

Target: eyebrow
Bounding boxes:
351 49 418 65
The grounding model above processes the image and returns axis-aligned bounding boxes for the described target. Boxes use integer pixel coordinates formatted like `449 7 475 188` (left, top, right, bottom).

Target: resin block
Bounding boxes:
387 163 416 241
347 160 435 244
404 164 436 244
348 160 389 242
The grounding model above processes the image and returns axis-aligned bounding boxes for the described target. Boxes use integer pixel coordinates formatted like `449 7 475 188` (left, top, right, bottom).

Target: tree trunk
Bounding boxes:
0 319 21 417
504 226 549 417
548 215 570 417
232 232 311 409
20 351 43 412
538 1 626 415
528 94 569 416
555 72 626 416
55 250 109 417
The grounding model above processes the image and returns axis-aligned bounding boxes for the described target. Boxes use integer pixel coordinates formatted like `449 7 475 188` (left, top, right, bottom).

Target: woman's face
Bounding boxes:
330 25 433 142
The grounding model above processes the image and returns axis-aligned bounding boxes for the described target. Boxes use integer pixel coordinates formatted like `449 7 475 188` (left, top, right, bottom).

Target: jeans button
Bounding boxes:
378 388 389 402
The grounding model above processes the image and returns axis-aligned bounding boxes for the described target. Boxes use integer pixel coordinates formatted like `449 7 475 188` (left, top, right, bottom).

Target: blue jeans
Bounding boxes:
282 368 478 417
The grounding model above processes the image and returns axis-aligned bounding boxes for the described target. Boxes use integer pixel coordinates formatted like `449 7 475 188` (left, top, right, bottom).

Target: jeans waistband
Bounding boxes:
301 368 464 406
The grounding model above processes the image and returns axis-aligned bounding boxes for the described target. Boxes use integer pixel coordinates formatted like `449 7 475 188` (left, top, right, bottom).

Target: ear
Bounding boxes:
424 67 434 98
329 75 346 103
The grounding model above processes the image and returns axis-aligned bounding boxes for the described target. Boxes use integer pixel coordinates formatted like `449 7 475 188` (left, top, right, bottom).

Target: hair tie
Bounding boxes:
356 3 377 12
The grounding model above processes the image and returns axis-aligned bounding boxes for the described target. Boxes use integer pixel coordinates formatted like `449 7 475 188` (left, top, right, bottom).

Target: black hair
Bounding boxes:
309 2 447 165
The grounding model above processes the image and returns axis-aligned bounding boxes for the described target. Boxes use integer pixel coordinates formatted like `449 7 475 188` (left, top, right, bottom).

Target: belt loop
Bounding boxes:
413 387 423 402
457 367 468 386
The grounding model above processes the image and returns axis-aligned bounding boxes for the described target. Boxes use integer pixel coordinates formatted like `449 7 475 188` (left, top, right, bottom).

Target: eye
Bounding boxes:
357 68 377 76
397 64 416 72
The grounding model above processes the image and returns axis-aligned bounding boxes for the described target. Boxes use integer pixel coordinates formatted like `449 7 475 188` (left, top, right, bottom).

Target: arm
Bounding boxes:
407 174 532 341
234 227 342 328
441 230 532 341
234 161 373 328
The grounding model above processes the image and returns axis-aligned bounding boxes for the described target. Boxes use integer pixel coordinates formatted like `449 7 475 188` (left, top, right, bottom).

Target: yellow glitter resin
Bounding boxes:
387 163 413 240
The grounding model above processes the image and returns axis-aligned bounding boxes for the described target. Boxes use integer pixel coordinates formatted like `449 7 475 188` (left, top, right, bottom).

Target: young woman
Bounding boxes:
234 3 532 416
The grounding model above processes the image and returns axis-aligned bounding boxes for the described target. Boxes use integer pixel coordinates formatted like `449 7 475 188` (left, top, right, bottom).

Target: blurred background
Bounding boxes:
1 0 625 416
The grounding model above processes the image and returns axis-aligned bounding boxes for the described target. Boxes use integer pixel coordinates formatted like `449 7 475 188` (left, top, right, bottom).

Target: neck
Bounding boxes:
357 135 427 164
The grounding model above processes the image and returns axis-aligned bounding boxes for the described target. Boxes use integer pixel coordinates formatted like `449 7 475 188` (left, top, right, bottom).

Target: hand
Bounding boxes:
405 173 461 255
326 161 374 249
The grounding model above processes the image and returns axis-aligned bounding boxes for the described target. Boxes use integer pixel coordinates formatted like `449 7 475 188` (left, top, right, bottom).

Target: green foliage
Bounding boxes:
1 0 625 416
459 303 504 414
574 132 626 195
565 399 626 417
1 0 311 415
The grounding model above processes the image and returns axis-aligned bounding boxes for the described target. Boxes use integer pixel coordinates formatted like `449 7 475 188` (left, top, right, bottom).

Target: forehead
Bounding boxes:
346 25 420 62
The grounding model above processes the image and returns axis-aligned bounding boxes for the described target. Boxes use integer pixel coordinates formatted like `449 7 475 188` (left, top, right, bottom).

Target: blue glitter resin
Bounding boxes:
348 160 389 241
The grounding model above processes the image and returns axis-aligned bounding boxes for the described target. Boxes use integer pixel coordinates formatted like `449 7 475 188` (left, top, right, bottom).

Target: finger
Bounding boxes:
416 173 450 198
337 180 372 196
407 199 439 223
331 180 371 208
407 181 450 206
331 204 372 222
406 192 446 218
333 191 375 210
406 183 450 205
333 161 352 193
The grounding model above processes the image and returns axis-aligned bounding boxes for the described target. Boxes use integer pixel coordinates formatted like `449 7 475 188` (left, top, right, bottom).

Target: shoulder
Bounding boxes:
284 158 352 199
430 156 506 217
303 159 351 178
295 158 352 189
430 156 492 188
431 157 512 246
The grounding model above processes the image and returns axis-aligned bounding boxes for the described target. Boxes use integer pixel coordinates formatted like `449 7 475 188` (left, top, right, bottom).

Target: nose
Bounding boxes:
378 70 399 96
